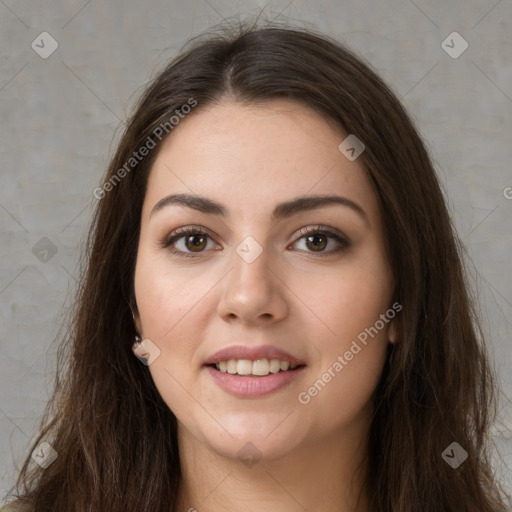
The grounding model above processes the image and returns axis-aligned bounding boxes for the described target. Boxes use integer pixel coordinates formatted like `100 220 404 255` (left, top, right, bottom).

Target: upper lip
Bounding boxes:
204 345 306 366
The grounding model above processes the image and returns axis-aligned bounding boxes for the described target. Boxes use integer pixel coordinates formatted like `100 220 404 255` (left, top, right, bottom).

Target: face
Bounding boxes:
133 99 397 461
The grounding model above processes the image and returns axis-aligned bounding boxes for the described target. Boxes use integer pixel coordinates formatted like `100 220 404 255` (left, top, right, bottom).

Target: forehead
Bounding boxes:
142 99 379 223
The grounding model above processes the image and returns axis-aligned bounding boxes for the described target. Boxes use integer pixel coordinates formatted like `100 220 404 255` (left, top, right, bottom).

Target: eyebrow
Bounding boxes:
149 193 369 225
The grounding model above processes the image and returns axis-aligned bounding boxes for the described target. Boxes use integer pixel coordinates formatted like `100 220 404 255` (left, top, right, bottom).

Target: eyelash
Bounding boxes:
160 224 351 259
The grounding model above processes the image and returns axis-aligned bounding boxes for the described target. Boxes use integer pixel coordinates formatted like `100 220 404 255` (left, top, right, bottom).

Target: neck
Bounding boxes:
175 426 370 512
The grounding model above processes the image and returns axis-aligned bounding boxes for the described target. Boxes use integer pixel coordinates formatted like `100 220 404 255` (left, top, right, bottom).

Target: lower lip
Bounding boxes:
204 365 306 398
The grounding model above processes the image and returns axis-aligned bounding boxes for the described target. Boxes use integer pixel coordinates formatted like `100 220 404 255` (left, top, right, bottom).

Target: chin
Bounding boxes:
182 411 308 463
208 433 300 465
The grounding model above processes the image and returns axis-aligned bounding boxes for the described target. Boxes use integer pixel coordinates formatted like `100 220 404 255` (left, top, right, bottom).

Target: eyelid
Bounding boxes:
292 224 350 245
162 224 217 243
288 225 351 255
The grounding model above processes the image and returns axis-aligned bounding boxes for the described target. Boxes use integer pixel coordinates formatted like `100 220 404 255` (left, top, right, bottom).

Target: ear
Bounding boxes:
387 316 398 344
130 304 143 338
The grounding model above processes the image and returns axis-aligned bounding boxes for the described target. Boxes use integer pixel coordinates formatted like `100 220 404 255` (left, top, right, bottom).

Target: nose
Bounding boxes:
216 242 288 325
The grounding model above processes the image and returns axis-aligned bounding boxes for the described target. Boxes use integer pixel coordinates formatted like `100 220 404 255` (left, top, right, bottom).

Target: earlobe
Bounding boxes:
131 307 143 337
388 318 398 344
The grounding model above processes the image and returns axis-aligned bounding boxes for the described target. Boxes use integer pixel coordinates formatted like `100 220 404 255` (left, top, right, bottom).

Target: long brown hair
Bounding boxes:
4 19 510 512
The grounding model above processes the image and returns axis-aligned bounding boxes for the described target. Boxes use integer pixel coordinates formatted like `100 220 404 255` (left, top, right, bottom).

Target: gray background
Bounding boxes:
1 0 511 502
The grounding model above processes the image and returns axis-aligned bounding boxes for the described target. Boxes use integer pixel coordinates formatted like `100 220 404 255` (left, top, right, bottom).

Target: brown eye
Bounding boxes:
292 226 351 256
184 233 207 252
304 233 328 252
162 226 221 258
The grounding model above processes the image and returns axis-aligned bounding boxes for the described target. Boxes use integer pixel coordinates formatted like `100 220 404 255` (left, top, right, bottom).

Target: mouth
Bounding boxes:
204 358 307 398
206 358 306 377
203 344 307 397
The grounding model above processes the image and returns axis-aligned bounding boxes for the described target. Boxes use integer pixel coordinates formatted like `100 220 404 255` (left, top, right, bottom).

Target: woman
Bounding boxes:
2 20 510 512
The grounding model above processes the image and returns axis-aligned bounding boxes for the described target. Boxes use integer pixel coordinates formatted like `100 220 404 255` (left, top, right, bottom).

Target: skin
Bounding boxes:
132 98 397 512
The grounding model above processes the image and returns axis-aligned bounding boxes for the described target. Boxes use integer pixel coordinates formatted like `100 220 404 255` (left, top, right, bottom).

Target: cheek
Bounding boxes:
133 246 226 397
296 249 393 418
133 255 209 414
134 246 214 340
302 251 393 348
300 290 390 428
306 348 387 431
332 276 392 342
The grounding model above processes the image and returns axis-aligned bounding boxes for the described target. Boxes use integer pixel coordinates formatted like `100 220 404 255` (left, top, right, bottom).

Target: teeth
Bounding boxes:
227 359 237 374
269 359 281 373
237 359 253 375
214 358 300 376
252 359 269 376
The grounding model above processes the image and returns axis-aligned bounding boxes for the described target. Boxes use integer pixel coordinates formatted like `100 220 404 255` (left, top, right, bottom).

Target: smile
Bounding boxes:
205 362 306 398
214 358 299 376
